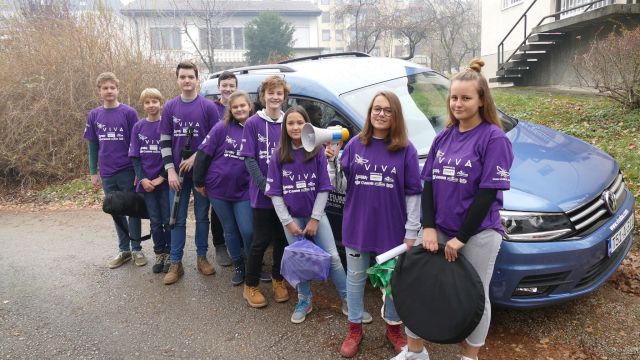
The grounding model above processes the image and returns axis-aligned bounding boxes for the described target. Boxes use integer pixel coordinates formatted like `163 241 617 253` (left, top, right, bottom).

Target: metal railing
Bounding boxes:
497 0 613 70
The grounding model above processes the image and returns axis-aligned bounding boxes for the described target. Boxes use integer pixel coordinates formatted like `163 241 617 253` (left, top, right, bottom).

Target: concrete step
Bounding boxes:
528 32 565 42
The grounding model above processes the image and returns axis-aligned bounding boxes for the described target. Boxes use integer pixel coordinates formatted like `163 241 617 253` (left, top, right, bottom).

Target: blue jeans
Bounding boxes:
283 216 347 301
346 247 401 324
210 198 253 263
169 175 210 263
144 187 171 254
101 168 141 252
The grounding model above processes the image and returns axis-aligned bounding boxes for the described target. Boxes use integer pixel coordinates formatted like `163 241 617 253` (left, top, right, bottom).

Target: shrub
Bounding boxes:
0 8 177 187
574 27 640 110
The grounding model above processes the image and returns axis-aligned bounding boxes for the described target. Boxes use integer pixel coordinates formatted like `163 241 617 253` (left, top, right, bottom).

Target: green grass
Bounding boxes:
37 178 102 205
493 87 640 204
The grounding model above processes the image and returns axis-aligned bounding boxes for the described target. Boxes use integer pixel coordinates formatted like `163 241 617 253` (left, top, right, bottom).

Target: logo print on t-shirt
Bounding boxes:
282 170 292 177
225 136 237 146
172 116 181 124
497 166 510 178
96 122 106 131
354 154 369 165
138 134 148 141
436 150 445 158
257 134 267 143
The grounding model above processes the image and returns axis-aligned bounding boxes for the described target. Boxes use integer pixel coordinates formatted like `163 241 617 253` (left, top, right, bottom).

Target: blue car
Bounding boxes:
201 53 635 308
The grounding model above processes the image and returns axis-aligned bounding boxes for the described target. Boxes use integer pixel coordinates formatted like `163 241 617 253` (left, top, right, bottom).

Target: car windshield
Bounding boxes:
340 71 450 157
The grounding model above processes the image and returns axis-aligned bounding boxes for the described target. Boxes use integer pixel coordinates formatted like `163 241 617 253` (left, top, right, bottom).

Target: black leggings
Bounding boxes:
245 208 287 286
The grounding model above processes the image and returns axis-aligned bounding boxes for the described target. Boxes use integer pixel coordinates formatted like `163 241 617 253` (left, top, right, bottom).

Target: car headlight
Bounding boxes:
500 211 574 241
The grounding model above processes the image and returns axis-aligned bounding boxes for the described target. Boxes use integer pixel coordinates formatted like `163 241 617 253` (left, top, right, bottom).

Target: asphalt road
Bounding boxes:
2 209 639 359
0 209 461 359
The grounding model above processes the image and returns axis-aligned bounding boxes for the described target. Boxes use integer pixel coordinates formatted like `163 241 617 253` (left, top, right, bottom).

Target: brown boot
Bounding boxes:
339 321 363 358
163 262 184 285
196 256 215 275
272 278 289 303
243 285 267 308
385 323 407 353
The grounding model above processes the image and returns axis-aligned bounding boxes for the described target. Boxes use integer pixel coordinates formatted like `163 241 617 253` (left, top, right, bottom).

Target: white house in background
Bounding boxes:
120 0 322 72
481 0 640 86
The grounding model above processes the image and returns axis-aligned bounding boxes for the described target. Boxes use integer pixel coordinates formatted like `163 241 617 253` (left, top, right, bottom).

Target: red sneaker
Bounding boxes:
339 322 363 358
385 323 407 353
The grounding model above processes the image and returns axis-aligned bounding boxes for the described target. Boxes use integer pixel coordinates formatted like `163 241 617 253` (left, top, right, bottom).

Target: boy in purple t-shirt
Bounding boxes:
240 76 291 308
83 72 144 269
159 61 220 285
129 88 171 275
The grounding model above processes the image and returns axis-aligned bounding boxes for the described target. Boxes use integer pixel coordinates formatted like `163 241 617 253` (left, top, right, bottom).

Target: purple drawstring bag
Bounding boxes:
281 236 331 288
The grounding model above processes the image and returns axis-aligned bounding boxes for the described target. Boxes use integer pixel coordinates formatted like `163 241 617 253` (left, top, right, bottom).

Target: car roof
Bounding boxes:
202 55 432 97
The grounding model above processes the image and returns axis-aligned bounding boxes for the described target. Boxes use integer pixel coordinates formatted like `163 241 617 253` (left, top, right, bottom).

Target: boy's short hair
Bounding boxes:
96 72 119 88
176 60 199 79
139 88 164 104
218 71 237 86
258 75 290 106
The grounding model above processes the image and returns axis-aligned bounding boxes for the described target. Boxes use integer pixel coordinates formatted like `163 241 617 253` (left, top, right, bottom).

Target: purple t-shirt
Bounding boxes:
265 147 333 218
213 100 226 122
83 104 138 177
341 137 422 254
129 119 166 193
421 121 514 238
198 121 250 201
159 95 219 170
240 113 283 209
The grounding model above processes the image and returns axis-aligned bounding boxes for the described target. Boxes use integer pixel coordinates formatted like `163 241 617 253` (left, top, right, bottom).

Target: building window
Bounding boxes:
200 27 245 50
335 30 343 41
322 30 331 41
335 13 343 23
150 27 181 50
322 12 330 23
321 0 330 5
233 28 244 49
501 0 523 9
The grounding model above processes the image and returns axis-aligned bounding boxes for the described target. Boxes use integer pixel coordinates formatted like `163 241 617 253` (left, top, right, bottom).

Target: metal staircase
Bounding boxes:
490 0 612 84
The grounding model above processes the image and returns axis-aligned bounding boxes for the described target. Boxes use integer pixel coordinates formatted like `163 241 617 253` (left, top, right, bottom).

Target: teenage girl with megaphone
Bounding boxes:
266 105 373 325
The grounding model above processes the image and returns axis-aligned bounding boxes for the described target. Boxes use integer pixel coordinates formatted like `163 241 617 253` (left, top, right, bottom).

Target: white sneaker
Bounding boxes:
391 345 430 360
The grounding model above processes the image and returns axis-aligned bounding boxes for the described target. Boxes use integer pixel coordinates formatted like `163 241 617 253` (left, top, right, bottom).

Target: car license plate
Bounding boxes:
608 216 634 256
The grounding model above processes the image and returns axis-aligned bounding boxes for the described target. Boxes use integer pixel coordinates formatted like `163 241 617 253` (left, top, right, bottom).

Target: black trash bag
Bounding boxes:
392 245 485 344
103 191 149 219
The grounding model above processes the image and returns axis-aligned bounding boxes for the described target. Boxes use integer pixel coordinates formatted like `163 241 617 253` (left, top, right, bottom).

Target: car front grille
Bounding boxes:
567 173 626 236
573 234 630 291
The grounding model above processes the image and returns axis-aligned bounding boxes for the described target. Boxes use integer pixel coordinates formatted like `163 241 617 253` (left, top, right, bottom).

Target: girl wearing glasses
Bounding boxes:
328 91 422 358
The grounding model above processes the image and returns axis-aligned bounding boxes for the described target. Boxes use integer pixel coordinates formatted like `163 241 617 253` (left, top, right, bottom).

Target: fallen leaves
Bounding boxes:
609 250 640 295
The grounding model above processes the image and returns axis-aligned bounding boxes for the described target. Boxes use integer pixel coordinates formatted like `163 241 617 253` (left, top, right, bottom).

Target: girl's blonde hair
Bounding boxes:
446 58 502 130
359 90 408 151
224 91 254 126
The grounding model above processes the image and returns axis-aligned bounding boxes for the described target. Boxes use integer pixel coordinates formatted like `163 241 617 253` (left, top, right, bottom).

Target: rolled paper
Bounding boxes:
376 243 407 264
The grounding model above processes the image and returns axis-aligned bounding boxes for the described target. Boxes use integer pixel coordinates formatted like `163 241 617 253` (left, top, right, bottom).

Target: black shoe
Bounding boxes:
215 246 232 267
162 254 171 273
152 254 167 274
231 262 245 286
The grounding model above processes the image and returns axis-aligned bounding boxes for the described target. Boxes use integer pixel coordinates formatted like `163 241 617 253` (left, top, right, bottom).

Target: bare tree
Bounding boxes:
424 0 479 72
390 0 433 60
335 0 386 54
169 0 231 73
